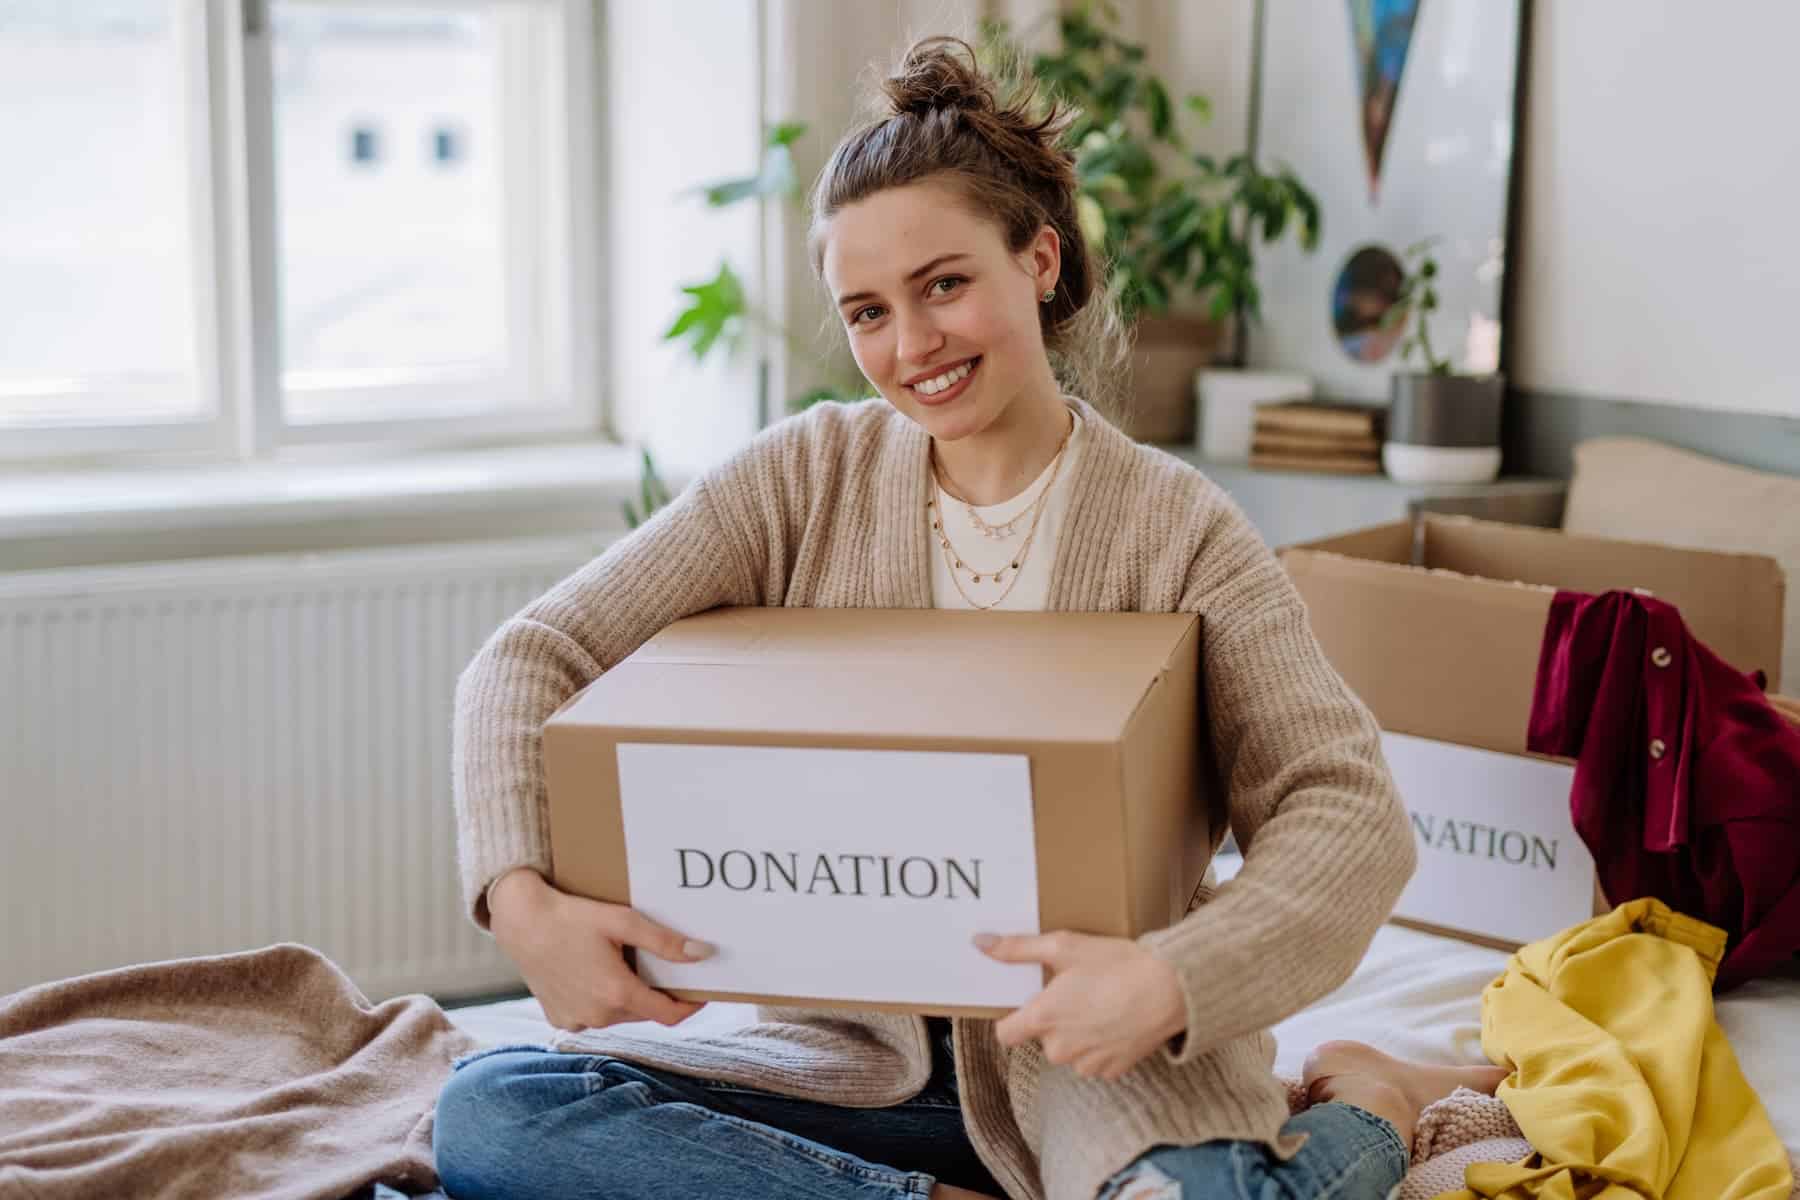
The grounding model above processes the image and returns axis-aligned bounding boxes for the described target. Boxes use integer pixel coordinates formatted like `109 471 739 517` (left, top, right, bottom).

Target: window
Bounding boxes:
0 4 204 431
0 0 601 464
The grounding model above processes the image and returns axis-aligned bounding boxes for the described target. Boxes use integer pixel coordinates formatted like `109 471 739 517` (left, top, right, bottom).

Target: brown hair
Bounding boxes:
807 35 1129 421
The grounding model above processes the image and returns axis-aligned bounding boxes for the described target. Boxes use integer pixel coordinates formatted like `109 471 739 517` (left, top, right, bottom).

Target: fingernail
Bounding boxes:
971 933 998 951
683 939 715 960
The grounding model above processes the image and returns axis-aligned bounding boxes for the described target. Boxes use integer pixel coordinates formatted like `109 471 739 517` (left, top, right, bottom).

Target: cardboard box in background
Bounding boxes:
542 607 1213 1018
1281 515 1788 950
1377 730 1587 951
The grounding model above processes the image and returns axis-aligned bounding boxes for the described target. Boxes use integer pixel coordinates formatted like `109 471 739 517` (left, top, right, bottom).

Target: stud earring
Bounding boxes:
1040 288 1056 303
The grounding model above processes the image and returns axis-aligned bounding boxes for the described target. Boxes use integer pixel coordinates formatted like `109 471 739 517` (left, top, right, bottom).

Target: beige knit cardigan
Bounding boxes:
450 395 1416 1200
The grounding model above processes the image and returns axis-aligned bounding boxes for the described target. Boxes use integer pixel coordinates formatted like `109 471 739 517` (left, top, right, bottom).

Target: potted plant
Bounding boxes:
983 5 1321 444
1378 239 1505 484
663 121 872 419
625 122 872 526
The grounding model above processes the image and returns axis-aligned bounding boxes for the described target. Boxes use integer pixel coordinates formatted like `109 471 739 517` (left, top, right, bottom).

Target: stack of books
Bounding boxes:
1249 401 1383 475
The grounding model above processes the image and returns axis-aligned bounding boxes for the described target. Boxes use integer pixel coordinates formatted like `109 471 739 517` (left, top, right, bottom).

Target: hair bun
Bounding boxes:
881 36 996 119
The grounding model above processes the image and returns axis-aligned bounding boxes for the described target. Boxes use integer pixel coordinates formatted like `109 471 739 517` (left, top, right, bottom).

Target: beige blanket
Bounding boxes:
0 943 477 1199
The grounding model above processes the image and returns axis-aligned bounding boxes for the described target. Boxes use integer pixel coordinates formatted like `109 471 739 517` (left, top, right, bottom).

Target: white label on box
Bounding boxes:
616 742 1042 1008
1383 732 1594 945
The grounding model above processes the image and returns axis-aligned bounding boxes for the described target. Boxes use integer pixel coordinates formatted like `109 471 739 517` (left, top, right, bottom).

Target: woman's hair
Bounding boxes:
807 35 1129 422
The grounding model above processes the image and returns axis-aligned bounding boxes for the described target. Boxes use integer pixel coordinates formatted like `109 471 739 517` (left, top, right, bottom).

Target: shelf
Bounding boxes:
1160 447 1567 547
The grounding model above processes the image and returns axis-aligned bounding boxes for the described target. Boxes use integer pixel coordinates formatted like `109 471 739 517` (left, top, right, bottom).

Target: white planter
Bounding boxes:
1195 369 1314 461
1384 372 1506 484
1382 443 1504 484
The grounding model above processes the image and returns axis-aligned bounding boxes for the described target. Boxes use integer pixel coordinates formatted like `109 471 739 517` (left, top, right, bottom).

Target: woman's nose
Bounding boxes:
895 306 945 366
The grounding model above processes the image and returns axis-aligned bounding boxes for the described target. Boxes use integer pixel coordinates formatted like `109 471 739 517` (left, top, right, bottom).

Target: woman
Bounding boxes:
434 36 1505 1200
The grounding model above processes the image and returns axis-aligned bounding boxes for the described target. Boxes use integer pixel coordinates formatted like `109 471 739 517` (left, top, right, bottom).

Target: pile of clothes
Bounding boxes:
1380 589 1800 1198
1529 588 1800 991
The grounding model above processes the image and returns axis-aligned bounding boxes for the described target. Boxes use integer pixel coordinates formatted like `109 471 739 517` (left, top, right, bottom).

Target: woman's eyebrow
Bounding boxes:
835 252 973 309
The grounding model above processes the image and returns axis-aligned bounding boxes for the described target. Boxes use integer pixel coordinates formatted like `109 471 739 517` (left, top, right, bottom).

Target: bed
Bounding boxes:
443 856 1800 1191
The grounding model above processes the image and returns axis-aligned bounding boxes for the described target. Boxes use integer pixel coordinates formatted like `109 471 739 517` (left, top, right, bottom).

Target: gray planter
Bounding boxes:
1383 372 1506 484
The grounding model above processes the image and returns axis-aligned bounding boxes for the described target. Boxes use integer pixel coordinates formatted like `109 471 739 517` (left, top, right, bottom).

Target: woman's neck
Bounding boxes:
930 387 1074 507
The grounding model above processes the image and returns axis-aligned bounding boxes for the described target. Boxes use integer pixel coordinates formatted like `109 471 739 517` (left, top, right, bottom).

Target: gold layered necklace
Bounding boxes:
927 411 1075 612
935 460 1033 540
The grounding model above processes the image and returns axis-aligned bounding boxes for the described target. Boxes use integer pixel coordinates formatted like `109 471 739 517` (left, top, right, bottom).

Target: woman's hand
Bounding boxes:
488 867 713 1032
975 930 1186 1081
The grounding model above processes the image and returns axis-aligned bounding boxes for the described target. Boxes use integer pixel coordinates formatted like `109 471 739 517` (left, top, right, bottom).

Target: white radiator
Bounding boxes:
0 535 611 1002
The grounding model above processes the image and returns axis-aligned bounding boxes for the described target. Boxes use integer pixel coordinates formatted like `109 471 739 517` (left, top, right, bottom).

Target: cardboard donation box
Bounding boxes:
542 607 1213 1018
1281 515 1787 951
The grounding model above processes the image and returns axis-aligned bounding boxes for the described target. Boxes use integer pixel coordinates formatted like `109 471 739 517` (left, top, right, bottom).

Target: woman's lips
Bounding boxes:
907 356 981 406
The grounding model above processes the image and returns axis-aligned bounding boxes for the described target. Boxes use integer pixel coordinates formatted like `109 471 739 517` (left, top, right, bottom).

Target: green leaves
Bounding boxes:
1143 78 1173 138
1389 238 1452 374
1291 174 1322 251
989 6 1320 335
664 262 746 362
622 446 674 530
663 120 874 419
693 121 808 208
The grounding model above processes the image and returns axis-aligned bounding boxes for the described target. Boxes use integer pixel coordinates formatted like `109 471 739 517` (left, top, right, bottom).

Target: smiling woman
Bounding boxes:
805 44 1128 509
442 33 1441 1200
820 184 1065 468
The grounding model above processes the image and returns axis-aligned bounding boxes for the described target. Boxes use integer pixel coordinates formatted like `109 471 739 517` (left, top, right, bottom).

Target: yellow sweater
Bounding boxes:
1441 897 1792 1199
450 396 1416 1200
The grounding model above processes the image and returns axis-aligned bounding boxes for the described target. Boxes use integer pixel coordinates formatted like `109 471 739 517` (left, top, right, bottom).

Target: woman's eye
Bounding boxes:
853 305 883 325
931 276 965 296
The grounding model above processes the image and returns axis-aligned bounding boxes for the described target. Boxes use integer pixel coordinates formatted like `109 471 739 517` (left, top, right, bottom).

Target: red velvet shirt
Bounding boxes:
1528 589 1800 991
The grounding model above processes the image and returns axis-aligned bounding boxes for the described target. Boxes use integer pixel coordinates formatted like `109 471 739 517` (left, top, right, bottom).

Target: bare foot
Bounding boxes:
930 1186 1002 1200
1301 1040 1511 1152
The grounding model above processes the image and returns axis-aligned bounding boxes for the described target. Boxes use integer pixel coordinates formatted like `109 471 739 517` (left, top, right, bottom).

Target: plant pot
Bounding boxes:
1382 372 1505 484
1122 314 1224 444
1195 368 1314 461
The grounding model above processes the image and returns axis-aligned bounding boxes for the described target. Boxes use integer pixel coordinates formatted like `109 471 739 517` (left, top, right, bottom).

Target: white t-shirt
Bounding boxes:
929 405 1084 612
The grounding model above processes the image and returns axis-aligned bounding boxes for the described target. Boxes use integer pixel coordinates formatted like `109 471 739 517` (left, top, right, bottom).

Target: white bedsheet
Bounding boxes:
445 917 1800 1162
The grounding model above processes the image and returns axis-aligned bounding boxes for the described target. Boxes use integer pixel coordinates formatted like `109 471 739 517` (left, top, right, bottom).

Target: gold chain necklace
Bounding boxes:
933 458 1032 540
927 415 1075 611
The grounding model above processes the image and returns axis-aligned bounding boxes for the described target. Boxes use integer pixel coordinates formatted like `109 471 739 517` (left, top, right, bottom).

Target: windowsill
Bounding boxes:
0 440 669 572
1 437 1567 574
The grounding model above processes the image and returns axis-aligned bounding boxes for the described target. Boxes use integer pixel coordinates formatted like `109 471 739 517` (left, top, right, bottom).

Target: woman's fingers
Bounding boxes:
624 977 706 1026
606 906 716 963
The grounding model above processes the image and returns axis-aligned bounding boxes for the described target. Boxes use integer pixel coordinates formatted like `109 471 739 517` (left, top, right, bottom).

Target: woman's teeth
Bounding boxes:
912 358 977 396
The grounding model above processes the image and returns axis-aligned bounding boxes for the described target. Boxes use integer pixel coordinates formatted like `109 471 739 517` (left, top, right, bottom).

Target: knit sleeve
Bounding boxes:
1138 491 1416 1065
450 475 763 929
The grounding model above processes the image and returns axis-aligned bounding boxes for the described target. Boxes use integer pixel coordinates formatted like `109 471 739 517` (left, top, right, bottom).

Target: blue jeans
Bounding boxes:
433 1039 1408 1199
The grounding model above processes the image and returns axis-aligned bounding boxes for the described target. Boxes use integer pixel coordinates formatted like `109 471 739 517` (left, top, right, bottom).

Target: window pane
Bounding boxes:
272 4 512 423
0 1 202 426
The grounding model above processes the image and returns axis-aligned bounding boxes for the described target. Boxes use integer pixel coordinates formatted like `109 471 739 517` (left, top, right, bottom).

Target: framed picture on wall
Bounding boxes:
1247 0 1528 402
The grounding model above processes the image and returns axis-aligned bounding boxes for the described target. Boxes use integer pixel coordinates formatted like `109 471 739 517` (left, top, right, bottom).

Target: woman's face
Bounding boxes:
820 179 1059 442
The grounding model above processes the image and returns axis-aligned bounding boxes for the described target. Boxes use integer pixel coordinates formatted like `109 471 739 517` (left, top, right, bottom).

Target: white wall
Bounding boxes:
604 0 762 476
790 1 1800 420
1143 0 1800 419
614 0 1799 467
1509 0 1800 418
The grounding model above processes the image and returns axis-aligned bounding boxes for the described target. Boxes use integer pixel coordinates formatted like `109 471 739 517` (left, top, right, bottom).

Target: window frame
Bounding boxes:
1 0 606 467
